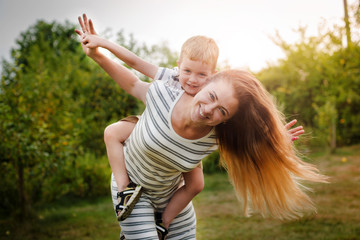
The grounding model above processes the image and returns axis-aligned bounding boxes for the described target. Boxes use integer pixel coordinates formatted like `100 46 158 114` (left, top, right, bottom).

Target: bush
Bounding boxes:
0 162 19 217
40 153 111 202
202 151 225 174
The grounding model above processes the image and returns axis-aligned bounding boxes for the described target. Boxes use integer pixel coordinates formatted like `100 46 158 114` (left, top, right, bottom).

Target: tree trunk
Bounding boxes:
17 156 26 221
343 0 352 47
330 117 337 153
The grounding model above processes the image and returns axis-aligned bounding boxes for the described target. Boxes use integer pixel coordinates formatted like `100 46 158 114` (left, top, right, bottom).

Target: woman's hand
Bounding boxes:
75 14 100 58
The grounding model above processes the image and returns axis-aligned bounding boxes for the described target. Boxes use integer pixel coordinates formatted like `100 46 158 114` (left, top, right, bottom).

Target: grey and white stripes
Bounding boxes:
113 68 217 239
124 79 217 209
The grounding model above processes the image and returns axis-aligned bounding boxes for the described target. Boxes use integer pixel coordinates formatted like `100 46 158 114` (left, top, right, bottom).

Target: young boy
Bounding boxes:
77 14 219 234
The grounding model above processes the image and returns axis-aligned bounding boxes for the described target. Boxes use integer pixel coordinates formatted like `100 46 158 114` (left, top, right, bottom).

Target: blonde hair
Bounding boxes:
212 70 328 220
179 35 219 71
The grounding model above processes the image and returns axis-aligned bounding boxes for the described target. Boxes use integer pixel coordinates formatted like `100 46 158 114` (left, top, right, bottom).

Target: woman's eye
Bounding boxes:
219 108 226 116
209 93 215 100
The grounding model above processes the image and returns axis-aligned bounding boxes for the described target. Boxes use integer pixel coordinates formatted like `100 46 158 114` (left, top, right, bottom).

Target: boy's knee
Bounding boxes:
104 121 134 145
104 124 117 144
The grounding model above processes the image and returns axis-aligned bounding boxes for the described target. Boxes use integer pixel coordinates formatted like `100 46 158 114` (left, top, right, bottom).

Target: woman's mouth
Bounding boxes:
199 106 206 119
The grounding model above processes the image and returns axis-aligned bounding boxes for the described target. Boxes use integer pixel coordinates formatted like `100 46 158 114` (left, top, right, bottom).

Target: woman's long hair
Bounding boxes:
214 70 328 220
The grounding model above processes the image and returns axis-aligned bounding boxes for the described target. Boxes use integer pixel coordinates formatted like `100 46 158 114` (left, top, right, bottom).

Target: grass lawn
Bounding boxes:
195 144 360 240
1 145 360 239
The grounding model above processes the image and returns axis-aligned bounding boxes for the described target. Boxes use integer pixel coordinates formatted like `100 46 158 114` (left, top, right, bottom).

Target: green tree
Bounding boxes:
0 21 134 219
257 19 360 150
0 20 88 219
0 19 179 219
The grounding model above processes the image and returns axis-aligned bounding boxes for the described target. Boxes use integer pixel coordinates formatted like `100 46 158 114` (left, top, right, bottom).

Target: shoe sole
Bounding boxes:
117 185 143 221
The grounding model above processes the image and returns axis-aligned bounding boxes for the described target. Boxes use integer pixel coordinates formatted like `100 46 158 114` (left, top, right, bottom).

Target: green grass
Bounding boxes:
195 144 360 240
1 145 360 240
0 197 120 240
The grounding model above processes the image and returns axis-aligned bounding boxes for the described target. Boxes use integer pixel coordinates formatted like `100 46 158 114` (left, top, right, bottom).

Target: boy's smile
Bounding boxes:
177 57 214 96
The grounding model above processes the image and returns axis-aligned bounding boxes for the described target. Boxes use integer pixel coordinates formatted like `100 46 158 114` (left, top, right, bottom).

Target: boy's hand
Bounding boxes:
285 119 305 142
75 14 100 58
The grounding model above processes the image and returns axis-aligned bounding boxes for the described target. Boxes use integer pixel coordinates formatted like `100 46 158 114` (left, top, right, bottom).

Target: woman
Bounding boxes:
76 17 327 240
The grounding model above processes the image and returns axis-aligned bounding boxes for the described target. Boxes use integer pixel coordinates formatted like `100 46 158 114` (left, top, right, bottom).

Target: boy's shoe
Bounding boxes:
155 212 168 240
116 182 143 221
119 232 125 240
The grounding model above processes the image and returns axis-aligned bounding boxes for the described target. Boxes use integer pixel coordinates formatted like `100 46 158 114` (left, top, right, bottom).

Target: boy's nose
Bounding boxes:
188 74 197 83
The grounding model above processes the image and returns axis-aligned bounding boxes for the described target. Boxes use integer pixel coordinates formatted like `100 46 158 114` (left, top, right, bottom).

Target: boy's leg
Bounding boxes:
104 120 136 191
161 165 204 229
105 118 142 221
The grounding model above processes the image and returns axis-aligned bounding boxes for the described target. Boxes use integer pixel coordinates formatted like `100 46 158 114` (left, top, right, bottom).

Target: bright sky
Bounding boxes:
0 0 351 72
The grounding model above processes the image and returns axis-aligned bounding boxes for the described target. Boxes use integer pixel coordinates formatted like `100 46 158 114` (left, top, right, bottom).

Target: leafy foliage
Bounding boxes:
257 21 360 150
0 20 176 218
2 3 360 219
202 151 225 174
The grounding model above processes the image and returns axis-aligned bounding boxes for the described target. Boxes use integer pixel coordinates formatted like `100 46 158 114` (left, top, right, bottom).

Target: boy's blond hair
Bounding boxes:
179 35 219 71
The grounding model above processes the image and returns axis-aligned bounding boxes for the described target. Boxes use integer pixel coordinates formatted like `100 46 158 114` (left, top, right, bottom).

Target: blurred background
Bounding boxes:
0 0 359 239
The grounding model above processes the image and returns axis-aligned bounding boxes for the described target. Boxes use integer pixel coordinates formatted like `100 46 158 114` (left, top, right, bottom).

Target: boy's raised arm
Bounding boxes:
101 39 158 79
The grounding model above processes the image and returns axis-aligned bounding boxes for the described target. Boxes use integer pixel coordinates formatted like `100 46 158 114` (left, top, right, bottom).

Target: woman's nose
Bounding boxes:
203 103 216 115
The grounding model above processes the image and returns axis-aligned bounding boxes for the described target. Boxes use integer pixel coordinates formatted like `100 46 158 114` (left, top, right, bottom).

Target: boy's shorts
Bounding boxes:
120 115 140 124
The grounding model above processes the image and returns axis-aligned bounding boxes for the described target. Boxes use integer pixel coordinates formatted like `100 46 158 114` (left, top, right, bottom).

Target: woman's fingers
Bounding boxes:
78 16 86 33
83 14 90 33
74 29 83 37
89 19 97 35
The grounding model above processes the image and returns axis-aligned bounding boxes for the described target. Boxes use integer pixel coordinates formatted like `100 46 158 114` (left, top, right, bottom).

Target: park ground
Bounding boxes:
1 144 360 240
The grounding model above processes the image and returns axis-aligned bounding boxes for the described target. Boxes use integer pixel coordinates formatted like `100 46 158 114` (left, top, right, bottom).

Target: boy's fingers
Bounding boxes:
292 130 305 137
288 126 303 134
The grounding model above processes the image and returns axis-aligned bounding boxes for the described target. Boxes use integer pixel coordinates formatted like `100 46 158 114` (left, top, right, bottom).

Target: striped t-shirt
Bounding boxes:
123 68 217 207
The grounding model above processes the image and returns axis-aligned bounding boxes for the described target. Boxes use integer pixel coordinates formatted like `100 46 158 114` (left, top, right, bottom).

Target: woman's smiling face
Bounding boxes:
190 78 239 127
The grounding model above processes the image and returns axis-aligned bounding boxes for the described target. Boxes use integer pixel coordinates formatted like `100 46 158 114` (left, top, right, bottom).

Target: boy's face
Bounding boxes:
177 56 215 96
